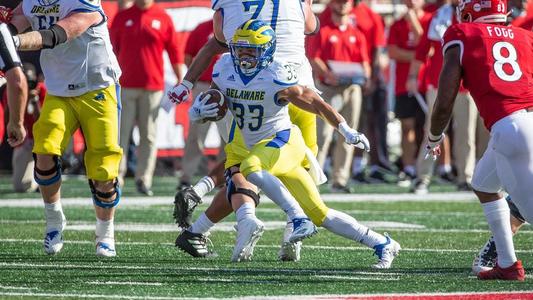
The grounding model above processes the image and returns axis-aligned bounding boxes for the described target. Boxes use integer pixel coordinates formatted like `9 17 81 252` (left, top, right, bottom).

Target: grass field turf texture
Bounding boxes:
0 176 532 299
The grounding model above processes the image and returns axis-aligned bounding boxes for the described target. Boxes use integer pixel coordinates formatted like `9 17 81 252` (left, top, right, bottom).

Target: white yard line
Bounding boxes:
0 192 477 207
86 281 163 286
1 241 533 254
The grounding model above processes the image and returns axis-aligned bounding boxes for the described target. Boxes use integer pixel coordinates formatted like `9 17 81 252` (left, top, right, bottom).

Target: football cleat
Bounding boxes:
472 236 497 275
173 186 202 228
43 229 64 255
372 234 401 269
279 241 302 262
175 229 214 258
477 260 525 281
278 221 302 261
289 218 318 243
232 218 265 262
96 239 116 257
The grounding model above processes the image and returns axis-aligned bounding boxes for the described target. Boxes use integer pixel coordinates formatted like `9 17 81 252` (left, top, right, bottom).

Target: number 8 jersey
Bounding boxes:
442 23 533 129
212 0 305 63
212 54 297 148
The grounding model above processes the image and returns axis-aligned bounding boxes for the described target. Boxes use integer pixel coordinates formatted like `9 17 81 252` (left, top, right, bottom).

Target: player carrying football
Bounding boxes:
8 0 122 257
425 0 533 280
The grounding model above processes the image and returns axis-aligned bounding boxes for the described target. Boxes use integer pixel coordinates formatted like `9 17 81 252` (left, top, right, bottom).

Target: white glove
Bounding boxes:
188 93 219 123
338 122 370 152
424 132 444 161
167 80 193 104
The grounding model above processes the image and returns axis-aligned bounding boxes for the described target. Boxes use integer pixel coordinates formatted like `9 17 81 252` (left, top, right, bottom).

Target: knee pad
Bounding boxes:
506 196 526 223
89 179 121 209
33 154 62 186
224 167 260 206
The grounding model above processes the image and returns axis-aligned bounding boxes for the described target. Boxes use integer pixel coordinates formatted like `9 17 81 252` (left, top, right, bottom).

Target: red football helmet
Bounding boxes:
457 0 508 23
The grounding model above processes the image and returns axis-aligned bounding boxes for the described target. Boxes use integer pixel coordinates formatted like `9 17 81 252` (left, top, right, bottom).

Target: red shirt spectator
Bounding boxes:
308 23 369 65
110 3 183 90
184 20 219 84
320 2 385 61
512 15 533 31
388 11 432 95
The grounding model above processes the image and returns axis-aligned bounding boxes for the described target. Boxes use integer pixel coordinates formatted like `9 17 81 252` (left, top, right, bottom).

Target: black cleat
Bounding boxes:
175 229 215 258
472 236 497 275
173 186 202 228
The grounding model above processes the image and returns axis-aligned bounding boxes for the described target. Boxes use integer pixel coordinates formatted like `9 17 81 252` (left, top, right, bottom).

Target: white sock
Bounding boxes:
322 209 387 248
96 218 115 243
189 212 215 235
192 176 215 198
246 171 306 220
482 199 517 268
44 202 65 231
235 202 256 223
352 156 366 174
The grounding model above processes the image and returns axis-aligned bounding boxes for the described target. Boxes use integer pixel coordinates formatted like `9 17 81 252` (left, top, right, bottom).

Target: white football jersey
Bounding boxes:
212 0 305 62
22 0 121 97
212 54 298 148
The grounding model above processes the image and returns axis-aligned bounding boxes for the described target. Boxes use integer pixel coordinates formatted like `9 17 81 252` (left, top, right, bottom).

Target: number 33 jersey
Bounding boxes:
442 23 533 129
212 54 298 148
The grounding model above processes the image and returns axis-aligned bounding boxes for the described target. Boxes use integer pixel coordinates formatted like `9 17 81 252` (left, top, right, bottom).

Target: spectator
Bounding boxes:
510 0 533 30
309 0 370 192
179 19 222 189
111 0 184 196
10 63 44 193
321 0 391 182
388 0 431 183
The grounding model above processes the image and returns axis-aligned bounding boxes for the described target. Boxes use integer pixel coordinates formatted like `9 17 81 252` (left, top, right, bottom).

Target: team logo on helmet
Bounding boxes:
457 0 508 23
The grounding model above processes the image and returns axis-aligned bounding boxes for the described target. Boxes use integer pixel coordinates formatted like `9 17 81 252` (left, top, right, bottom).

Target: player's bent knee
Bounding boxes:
224 166 260 206
33 154 62 186
89 179 121 209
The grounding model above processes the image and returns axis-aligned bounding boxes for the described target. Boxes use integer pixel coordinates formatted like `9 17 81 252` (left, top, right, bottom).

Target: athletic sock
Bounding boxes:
235 202 256 223
482 199 517 268
246 170 307 220
44 202 66 231
96 218 115 243
404 165 416 177
192 176 215 198
189 212 215 235
322 209 387 248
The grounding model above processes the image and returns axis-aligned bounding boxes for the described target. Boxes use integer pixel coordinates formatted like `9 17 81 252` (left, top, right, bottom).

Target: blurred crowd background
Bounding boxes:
0 0 532 195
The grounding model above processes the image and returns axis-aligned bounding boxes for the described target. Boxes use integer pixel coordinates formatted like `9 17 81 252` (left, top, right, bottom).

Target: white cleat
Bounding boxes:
231 218 264 262
278 241 301 262
278 221 302 261
96 239 117 257
43 229 64 255
372 234 401 269
472 237 497 275
289 218 318 243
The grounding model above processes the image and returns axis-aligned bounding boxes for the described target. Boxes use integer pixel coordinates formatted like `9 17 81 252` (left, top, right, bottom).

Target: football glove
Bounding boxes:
167 80 193 104
338 122 370 152
188 92 219 123
424 132 444 161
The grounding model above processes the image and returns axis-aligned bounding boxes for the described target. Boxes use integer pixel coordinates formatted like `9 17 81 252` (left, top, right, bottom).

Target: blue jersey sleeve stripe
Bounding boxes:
273 79 297 86
77 0 100 9
212 0 220 10
212 73 220 78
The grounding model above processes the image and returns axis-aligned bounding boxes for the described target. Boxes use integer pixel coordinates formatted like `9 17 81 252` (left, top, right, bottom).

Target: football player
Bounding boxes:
185 20 401 267
425 0 533 280
8 0 122 257
0 23 28 148
172 0 324 261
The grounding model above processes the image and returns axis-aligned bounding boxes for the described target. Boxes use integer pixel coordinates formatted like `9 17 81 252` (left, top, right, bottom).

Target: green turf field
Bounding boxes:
0 176 531 299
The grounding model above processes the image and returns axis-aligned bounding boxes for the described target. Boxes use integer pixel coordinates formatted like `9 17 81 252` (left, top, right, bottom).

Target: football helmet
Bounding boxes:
457 0 508 23
229 19 276 77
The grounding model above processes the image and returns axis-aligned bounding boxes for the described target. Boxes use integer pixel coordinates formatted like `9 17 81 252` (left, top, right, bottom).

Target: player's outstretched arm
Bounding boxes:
5 67 28 147
424 45 462 160
15 12 102 51
8 4 31 35
278 86 370 151
430 46 462 137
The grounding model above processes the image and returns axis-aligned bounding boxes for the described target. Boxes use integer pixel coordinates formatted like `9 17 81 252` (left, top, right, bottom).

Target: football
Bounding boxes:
201 89 228 121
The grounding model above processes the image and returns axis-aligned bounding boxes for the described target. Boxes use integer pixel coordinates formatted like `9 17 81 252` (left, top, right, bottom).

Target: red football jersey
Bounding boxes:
442 23 533 129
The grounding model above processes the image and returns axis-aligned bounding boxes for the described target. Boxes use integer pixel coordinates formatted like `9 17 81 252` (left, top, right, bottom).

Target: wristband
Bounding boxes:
338 121 352 138
181 79 194 90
